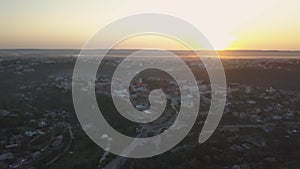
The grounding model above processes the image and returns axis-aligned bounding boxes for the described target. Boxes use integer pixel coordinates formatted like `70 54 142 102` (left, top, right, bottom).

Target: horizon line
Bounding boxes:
1 48 300 52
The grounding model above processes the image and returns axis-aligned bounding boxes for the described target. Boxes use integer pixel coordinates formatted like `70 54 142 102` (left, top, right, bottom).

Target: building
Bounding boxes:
52 135 64 147
31 151 41 160
0 152 14 161
245 85 251 94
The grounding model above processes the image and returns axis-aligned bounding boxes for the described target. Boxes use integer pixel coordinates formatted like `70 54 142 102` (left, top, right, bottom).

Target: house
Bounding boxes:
221 126 239 132
135 104 150 111
52 135 64 147
272 115 282 120
23 68 35 73
9 163 20 169
38 121 47 128
0 152 14 161
0 110 10 117
0 140 7 146
24 131 38 137
228 83 240 92
230 144 244 152
245 136 266 148
181 98 194 108
31 151 41 160
5 144 19 149
11 134 25 144
245 85 251 94
113 89 128 97
246 100 256 104
266 86 276 93
198 84 208 92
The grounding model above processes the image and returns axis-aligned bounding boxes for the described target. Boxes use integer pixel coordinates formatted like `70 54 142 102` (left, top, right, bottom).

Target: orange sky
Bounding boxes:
0 0 299 50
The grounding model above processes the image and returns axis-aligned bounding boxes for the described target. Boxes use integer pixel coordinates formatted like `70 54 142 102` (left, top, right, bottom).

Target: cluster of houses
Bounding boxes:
222 58 300 70
0 109 73 169
225 82 299 125
167 82 299 169
0 55 76 75
48 75 72 92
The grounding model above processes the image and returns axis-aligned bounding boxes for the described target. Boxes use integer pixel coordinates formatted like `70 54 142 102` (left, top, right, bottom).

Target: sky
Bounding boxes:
0 0 300 50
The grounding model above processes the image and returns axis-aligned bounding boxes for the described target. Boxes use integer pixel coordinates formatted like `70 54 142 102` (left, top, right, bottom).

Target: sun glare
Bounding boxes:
208 34 236 50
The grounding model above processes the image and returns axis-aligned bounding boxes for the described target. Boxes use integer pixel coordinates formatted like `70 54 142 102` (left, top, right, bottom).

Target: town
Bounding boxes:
0 50 299 169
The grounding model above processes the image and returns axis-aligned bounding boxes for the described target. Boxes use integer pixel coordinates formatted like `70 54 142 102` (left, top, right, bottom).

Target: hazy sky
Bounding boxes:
0 0 299 50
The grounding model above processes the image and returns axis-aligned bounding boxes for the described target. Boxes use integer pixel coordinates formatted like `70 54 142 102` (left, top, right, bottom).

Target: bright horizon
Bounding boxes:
1 0 300 50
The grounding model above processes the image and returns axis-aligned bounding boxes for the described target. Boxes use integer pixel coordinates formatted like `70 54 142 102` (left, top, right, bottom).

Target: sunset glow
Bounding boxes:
0 0 299 50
